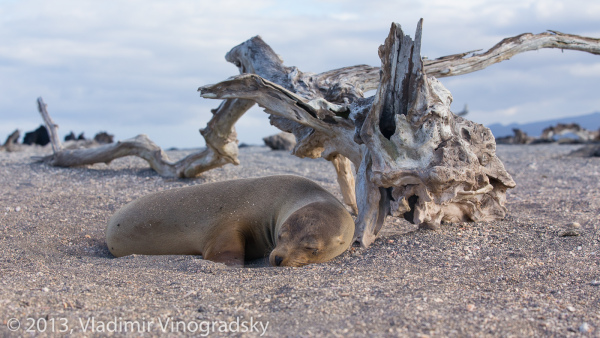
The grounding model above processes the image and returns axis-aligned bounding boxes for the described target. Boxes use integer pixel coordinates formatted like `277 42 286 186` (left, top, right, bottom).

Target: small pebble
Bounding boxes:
579 322 590 333
42 287 50 292
15 206 21 212
558 222 583 237
567 306 576 312
591 280 600 286
466 304 475 312
559 229 579 237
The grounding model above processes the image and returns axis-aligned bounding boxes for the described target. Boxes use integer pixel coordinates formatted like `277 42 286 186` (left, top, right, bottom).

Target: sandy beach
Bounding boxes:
0 144 599 337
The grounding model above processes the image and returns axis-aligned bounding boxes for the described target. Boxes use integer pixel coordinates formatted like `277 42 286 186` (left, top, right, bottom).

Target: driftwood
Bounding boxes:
497 123 600 145
541 123 599 142
36 21 600 246
568 144 600 157
199 20 516 247
0 130 21 152
37 98 61 152
423 30 600 77
38 97 254 177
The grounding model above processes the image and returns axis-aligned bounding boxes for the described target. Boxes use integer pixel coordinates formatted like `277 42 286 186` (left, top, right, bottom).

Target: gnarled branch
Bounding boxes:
37 97 254 178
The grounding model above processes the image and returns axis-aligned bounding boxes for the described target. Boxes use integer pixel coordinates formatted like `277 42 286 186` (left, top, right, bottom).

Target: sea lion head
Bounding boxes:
269 202 354 267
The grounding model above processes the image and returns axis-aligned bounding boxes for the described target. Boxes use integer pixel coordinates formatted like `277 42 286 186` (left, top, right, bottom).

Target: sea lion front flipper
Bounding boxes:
202 230 246 267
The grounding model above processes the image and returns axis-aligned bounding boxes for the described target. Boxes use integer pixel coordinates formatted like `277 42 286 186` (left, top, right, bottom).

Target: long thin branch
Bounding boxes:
425 30 600 77
37 97 62 153
41 134 172 170
37 134 233 177
316 30 600 93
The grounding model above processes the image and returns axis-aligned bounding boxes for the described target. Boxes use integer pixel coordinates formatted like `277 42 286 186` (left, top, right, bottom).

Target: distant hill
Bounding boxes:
487 112 600 138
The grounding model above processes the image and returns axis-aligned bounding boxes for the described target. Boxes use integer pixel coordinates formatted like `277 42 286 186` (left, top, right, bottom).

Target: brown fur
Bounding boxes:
106 175 354 267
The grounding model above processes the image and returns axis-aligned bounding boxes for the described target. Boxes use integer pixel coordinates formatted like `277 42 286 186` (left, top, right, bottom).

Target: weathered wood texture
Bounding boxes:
200 21 516 246
359 22 515 232
37 21 599 246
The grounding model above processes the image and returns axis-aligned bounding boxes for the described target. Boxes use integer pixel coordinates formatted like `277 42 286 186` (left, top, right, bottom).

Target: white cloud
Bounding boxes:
329 12 360 21
566 62 600 77
495 107 519 117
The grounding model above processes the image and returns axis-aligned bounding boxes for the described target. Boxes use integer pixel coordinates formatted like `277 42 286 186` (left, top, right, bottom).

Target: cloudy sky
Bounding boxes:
1 0 599 149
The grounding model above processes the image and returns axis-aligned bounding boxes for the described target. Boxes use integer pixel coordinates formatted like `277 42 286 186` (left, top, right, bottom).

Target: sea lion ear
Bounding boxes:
336 236 345 245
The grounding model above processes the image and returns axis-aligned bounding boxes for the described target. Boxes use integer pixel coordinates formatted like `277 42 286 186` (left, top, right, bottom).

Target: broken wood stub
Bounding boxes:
356 21 516 238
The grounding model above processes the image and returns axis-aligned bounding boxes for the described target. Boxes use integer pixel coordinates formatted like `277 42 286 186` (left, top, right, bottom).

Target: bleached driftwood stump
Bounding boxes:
38 21 600 247
199 20 517 246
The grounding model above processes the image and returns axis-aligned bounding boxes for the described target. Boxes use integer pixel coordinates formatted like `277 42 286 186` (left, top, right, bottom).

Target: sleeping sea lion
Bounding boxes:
105 175 354 267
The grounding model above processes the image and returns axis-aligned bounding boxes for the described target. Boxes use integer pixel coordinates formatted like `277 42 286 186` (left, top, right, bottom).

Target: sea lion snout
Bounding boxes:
268 247 304 267
268 238 296 266
268 237 335 267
